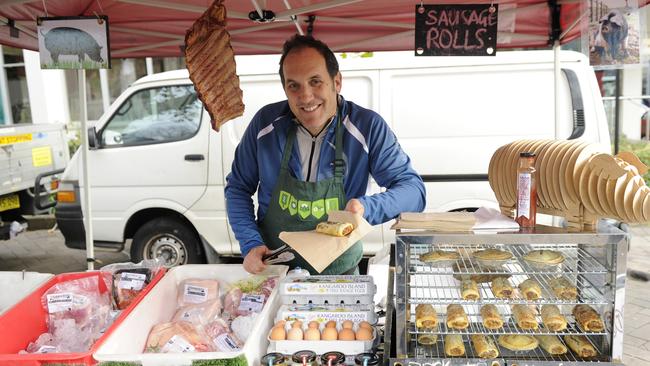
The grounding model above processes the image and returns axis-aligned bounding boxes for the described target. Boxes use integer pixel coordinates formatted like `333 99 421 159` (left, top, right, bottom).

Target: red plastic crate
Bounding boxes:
0 269 165 365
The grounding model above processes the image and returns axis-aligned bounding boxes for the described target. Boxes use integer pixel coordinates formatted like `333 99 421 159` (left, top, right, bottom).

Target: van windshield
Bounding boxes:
102 85 202 146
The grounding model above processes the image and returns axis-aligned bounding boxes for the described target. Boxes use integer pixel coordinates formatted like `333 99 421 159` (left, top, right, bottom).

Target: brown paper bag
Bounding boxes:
279 210 373 273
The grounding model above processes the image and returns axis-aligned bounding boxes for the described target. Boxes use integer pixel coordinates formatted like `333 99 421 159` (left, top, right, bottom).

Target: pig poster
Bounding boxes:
37 16 110 69
588 2 642 68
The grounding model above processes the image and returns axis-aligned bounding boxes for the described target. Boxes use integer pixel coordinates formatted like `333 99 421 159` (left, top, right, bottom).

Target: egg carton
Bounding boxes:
275 303 377 325
266 320 376 355
279 275 376 305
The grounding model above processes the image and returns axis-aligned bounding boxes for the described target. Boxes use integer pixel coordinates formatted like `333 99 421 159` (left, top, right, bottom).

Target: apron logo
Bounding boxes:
325 198 340 213
311 199 325 219
298 200 311 219
289 196 298 216
279 191 290 210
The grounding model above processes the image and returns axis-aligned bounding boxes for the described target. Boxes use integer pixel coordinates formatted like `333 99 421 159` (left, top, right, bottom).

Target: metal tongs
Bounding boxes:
262 244 295 264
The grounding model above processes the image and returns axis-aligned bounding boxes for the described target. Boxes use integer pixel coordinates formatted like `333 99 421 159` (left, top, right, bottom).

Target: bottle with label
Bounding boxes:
354 352 380 366
320 351 346 366
261 352 287 366
516 152 537 228
291 350 318 366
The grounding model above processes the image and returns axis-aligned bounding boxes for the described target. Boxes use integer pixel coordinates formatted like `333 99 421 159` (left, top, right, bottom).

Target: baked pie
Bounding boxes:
523 249 565 266
491 277 514 299
461 279 480 300
419 249 460 263
470 334 499 359
549 276 578 300
541 304 568 331
518 278 542 300
512 304 539 330
564 335 597 358
472 249 513 268
444 334 466 356
497 334 539 351
535 335 568 355
415 304 438 328
480 304 504 330
446 304 469 329
572 304 605 332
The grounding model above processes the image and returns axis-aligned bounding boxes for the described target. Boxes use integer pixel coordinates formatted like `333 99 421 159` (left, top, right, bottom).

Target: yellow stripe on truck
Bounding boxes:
0 133 33 146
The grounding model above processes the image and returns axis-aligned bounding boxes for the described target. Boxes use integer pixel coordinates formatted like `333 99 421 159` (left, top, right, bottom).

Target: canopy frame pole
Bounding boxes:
282 0 304 35
78 69 95 271
116 0 249 19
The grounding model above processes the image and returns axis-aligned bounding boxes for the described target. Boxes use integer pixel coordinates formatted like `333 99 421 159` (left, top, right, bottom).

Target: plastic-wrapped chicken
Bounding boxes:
204 318 242 352
222 287 242 319
145 321 214 353
172 299 222 326
177 279 220 306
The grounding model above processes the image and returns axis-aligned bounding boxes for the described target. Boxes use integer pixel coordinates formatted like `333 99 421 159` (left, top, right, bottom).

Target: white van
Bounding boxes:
47 50 610 266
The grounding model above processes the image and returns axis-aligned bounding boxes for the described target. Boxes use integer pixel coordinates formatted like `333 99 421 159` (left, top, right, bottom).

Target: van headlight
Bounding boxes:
56 182 77 203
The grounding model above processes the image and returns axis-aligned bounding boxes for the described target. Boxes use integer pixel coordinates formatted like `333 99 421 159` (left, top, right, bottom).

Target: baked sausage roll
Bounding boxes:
415 304 438 329
491 277 514 299
446 304 469 330
512 304 539 330
498 334 539 351
417 330 438 345
315 221 354 236
470 334 499 359
572 304 605 332
523 249 565 266
461 279 480 300
564 335 597 358
419 249 460 263
535 335 568 355
541 304 568 331
518 278 542 300
444 334 466 357
480 304 504 330
549 276 578 300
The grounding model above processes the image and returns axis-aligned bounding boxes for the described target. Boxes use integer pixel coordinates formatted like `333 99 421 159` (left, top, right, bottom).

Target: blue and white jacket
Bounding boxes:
225 96 426 257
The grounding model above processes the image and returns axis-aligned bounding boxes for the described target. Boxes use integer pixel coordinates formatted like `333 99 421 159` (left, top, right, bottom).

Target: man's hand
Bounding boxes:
345 198 365 217
243 245 271 274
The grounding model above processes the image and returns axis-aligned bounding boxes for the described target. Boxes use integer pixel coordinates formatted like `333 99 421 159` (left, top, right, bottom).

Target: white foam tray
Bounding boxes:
93 264 288 366
266 326 376 355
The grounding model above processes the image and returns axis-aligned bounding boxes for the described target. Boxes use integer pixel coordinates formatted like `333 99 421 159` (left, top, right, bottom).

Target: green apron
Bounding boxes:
258 110 362 275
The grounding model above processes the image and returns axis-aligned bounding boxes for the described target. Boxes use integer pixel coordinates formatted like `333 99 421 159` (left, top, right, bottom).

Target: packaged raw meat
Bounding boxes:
177 278 220 306
204 318 242 352
172 298 222 326
144 321 214 353
101 259 163 310
222 287 242 319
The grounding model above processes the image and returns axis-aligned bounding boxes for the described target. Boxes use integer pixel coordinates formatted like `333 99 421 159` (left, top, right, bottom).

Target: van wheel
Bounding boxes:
131 218 204 267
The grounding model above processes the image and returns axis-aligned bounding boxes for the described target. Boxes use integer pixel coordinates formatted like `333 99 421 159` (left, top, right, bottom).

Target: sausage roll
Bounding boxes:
461 279 480 300
419 249 460 263
564 335 597 358
480 304 504 330
541 304 568 331
446 304 469 330
415 304 438 329
523 249 565 266
497 334 539 351
491 277 514 299
417 330 438 345
535 335 568 355
470 334 499 359
518 278 542 300
549 276 578 300
444 334 466 357
572 304 605 332
512 304 539 330
315 221 354 236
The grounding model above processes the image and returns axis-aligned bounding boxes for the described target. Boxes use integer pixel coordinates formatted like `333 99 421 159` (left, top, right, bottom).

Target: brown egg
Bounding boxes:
338 328 356 341
275 319 287 327
342 320 354 329
269 326 286 340
304 327 321 341
358 321 373 330
287 327 303 340
355 327 373 341
308 321 320 329
322 327 338 340
291 320 303 329
325 320 337 328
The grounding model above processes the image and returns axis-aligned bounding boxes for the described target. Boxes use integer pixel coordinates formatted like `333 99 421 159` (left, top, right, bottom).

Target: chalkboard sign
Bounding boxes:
415 4 498 56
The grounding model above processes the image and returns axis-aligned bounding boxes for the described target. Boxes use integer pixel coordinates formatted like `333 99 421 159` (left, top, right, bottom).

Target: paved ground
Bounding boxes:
1 223 650 364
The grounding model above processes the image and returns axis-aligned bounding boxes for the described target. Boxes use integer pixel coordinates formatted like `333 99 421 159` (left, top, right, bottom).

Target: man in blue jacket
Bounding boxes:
225 35 425 275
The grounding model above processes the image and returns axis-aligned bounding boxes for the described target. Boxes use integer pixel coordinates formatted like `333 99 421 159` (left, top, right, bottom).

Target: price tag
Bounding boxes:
118 272 147 290
162 335 195 353
238 293 265 313
46 293 73 313
213 333 241 351
183 284 208 304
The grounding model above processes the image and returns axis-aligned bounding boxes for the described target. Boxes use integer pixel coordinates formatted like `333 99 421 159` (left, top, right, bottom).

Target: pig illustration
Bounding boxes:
594 10 629 61
41 27 104 64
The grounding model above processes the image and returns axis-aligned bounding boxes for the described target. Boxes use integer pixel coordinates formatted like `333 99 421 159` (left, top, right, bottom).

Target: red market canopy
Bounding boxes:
0 0 623 58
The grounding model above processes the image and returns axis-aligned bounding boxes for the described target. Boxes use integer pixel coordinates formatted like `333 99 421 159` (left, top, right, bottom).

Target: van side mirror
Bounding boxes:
88 127 101 150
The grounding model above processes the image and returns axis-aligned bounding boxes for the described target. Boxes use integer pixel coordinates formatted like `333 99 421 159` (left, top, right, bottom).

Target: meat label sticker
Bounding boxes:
46 293 74 313
162 335 195 353
118 272 147 290
36 346 57 353
184 284 209 303
213 333 241 351
237 294 265 313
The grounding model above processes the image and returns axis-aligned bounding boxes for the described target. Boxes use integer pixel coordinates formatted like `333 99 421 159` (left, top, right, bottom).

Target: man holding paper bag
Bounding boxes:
225 35 425 275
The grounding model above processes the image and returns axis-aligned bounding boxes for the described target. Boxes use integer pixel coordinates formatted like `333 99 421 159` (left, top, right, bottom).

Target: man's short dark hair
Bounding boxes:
279 35 339 86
